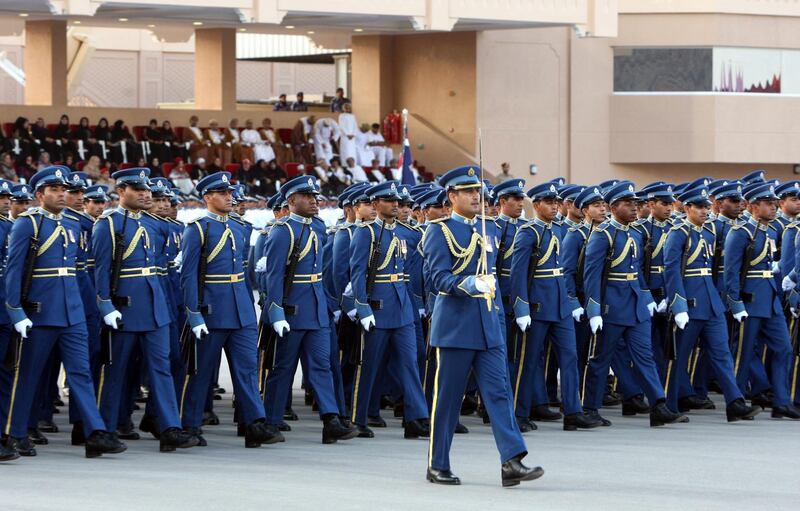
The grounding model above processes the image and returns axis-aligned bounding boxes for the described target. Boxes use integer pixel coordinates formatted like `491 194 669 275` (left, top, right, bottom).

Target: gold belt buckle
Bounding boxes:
554 268 562 276
144 267 153 276
310 274 319 283
229 274 238 283
627 273 636 280
58 267 68 276
390 274 399 282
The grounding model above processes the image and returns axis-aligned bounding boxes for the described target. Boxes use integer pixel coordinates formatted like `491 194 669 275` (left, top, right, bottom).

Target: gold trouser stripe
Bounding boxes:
664 324 678 396
427 347 441 468
791 356 799 402
689 346 701 386
96 364 106 407
179 374 191 419
513 332 528 412
761 344 768 365
350 331 365 423
4 341 23 436
543 341 553 377
734 321 746 376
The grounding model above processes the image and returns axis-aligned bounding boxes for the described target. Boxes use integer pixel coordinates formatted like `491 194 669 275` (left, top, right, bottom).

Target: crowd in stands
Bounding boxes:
0 94 430 202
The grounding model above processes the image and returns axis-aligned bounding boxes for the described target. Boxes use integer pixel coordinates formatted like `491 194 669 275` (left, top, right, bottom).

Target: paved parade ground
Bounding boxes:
4 365 800 511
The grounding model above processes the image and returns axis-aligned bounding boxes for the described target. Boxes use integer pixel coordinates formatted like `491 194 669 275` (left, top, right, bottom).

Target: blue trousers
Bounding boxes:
665 315 743 412
513 317 581 416
4 323 106 439
181 327 265 428
0 325 14 429
97 326 181 432
583 320 664 411
328 319 347 416
351 323 428 426
428 346 527 471
733 316 793 407
263 327 338 424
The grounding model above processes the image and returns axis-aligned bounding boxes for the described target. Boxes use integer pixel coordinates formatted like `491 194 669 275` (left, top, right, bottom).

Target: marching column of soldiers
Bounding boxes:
0 163 799 487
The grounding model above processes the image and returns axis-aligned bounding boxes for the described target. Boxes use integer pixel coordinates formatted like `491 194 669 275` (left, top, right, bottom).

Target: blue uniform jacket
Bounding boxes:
142 212 175 320
332 222 356 312
494 215 520 304
510 218 571 322
583 218 652 326
395 221 425 311
664 221 724 321
66 207 98 319
0 215 12 324
92 208 169 332
6 209 84 327
561 222 592 312
423 214 503 349
637 217 673 302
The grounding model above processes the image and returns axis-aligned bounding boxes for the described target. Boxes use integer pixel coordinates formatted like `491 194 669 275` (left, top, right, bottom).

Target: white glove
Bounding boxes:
418 308 426 319
571 307 584 322
360 315 376 332
343 282 353 297
192 324 209 338
791 307 799 319
782 275 796 292
272 320 290 336
13 318 32 338
173 250 183 268
516 315 531 331
103 310 122 330
732 310 749 323
771 261 781 274
647 301 657 317
333 310 341 324
255 256 267 273
656 299 667 314
474 275 496 294
589 316 603 334
673 312 689 330
347 308 357 321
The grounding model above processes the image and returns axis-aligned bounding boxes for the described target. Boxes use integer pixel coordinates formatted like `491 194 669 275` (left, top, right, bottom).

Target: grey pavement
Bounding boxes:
3 378 800 511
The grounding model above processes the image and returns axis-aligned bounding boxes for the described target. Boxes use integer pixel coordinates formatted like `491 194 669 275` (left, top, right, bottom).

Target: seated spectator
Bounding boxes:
242 119 275 164
366 122 393 166
159 120 181 161
312 117 338 163
194 157 209 179
237 158 257 190
273 93 290 112
32 117 59 161
36 152 51 170
345 157 368 183
93 117 112 160
225 118 253 163
205 119 230 165
71 116 98 161
54 114 75 158
83 155 107 185
330 158 352 188
63 153 77 172
184 115 209 163
314 158 346 196
291 116 314 163
262 159 286 196
0 122 9 154
207 156 223 174
330 87 351 113
11 117 37 160
0 152 17 181
355 123 376 167
169 160 194 195
368 158 386 183
149 156 163 178
291 92 308 112
260 117 291 164
16 155 35 183
145 118 167 163
110 119 138 163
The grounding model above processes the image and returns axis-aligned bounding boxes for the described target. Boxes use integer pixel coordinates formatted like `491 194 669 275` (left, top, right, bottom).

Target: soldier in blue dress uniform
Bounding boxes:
0 179 19 461
424 166 543 487
582 181 688 427
3 166 126 458
510 182 601 432
663 185 761 421
92 167 199 452
724 183 800 419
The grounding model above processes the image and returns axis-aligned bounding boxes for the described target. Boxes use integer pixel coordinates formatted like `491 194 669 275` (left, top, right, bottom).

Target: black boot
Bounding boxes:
564 412 602 431
501 455 545 487
139 415 161 440
322 414 358 444
283 408 299 421
159 427 200 452
245 421 283 447
85 431 127 458
650 401 689 427
0 441 19 462
679 395 715 412
28 428 48 445
404 419 430 439
367 415 386 428
726 399 762 422
530 404 562 422
202 411 220 426
6 437 36 457
584 409 612 426
622 394 650 416
37 420 58 433
393 401 405 418
117 419 140 440
427 467 461 485
356 425 374 438
516 417 537 433
184 427 207 447
454 422 469 434
71 423 86 446
771 404 800 419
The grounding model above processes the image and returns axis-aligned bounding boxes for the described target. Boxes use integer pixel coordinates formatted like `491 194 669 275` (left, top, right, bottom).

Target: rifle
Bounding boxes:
711 223 724 284
729 227 756 353
575 222 596 305
181 221 210 375
259 221 308 375
643 221 654 285
102 210 129 365
665 226 693 363
3 214 44 371
512 225 543 363
350 221 385 366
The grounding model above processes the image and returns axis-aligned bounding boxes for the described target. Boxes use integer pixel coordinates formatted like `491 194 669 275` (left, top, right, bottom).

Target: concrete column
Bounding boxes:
351 35 394 123
24 20 68 107
194 28 237 111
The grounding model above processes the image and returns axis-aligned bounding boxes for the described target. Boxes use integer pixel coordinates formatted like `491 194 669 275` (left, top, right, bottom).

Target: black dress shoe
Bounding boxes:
393 401 405 418
622 394 650 416
304 389 314 406
28 428 48 445
501 455 545 487
602 392 622 407
404 419 430 439
340 416 353 428
564 412 602 431
213 386 226 395
726 399 762 422
54 397 65 407
584 409 612 426
771 404 800 419
212 394 222 401
86 431 127 458
117 421 141 440
202 411 220 426
322 414 358 444
277 421 292 432
454 422 469 434
139 415 161 440
750 392 772 409
7 437 36 457
159 428 199 452
245 421 283 447
367 415 386 428
37 420 59 433
184 427 207 447
356 425 374 438
379 394 395 410
650 402 689 427
516 417 537 433
283 408 299 421
427 467 461 485
530 404 562 422
478 404 490 424
679 395 715 411
71 423 86 446
460 394 479 416
0 441 19 462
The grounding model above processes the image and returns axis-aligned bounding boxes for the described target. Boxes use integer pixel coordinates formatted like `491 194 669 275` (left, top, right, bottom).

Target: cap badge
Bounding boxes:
55 169 63 178
467 168 475 177
221 174 228 183
518 181 523 188
549 184 556 193
307 178 314 187
628 184 634 192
